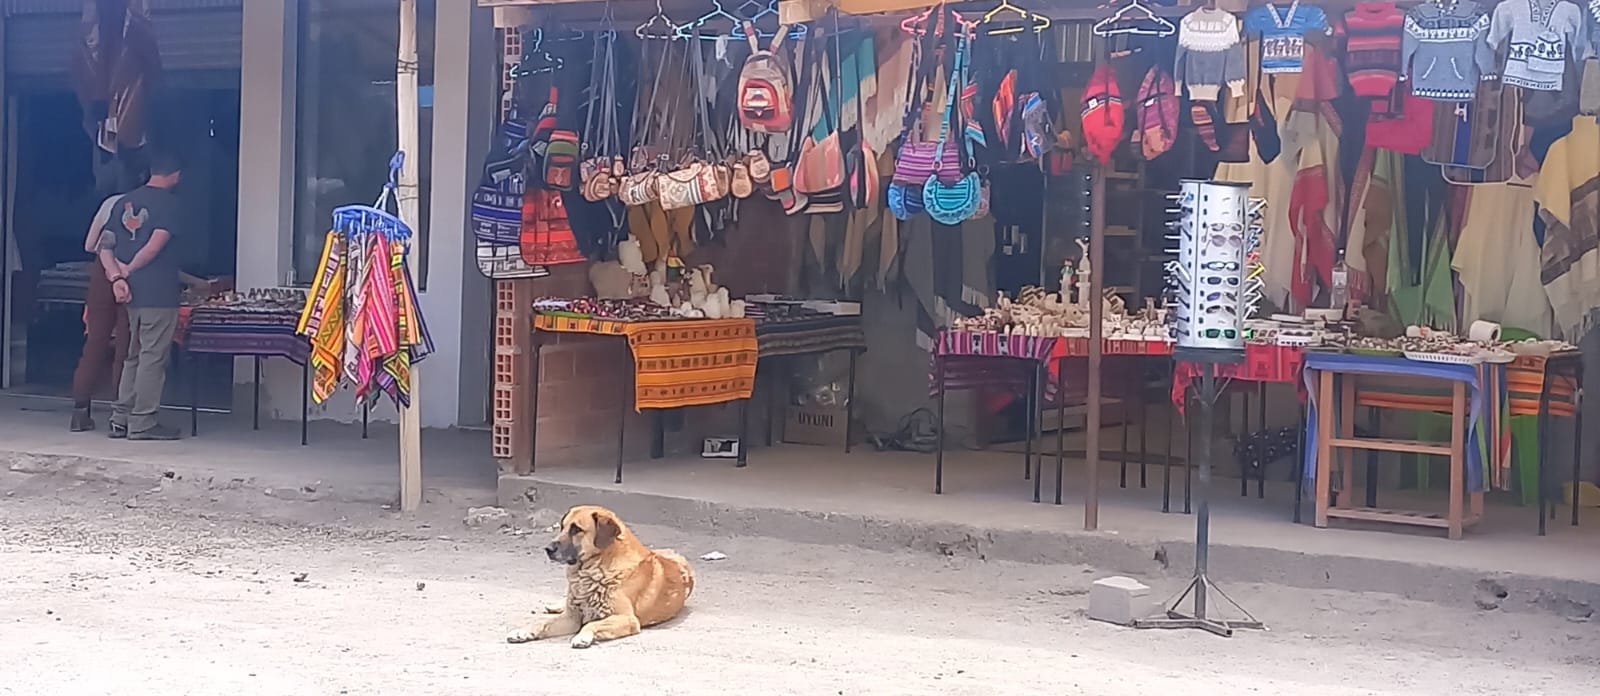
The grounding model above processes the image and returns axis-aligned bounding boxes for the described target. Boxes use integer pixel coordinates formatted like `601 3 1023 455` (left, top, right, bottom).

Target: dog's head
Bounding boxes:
544 505 623 566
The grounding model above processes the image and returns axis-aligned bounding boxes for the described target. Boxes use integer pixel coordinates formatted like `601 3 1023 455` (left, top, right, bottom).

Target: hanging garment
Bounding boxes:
1080 64 1124 164
297 232 348 403
1174 6 1247 101
1244 1 1331 75
1366 91 1435 155
1135 66 1179 160
1532 116 1600 340
1287 116 1339 309
1402 0 1495 101
1345 2 1406 98
1454 182 1555 335
1487 0 1588 92
70 0 160 153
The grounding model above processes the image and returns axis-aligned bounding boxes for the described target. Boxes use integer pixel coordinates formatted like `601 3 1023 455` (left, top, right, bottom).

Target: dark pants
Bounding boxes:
70 269 129 408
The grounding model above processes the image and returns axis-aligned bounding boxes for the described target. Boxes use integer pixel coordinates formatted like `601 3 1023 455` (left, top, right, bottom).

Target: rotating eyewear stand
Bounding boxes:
1134 348 1264 638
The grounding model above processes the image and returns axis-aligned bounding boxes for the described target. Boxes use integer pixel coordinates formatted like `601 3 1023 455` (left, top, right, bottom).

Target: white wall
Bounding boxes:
234 0 491 429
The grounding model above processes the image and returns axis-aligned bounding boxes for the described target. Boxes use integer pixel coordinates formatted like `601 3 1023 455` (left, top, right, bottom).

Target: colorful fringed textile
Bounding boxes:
295 232 347 403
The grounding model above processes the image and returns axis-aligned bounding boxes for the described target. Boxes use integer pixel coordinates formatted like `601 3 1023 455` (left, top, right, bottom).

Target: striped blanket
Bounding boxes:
534 315 757 411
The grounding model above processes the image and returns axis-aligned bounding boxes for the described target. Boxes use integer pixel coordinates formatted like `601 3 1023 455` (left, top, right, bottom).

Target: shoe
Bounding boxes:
107 423 128 439
70 409 96 432
128 425 182 441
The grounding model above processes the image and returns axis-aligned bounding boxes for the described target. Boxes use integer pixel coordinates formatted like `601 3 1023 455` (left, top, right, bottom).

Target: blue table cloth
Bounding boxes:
1301 352 1487 493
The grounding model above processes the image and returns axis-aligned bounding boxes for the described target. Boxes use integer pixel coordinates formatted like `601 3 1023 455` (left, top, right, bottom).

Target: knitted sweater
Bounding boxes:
1175 7 1246 101
1346 2 1406 97
1244 1 1331 74
1487 0 1588 91
1402 0 1495 101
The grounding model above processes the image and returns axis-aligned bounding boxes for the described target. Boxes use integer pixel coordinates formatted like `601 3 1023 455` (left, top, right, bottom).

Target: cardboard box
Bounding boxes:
783 405 847 447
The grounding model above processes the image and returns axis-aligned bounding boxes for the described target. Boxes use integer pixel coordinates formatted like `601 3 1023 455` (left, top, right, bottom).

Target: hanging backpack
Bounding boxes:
738 20 796 133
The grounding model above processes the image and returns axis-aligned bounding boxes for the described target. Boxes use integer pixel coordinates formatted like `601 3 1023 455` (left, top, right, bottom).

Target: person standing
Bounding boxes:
69 193 131 431
97 150 183 440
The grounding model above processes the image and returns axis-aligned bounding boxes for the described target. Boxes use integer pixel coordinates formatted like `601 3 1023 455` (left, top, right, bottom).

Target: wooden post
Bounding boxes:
396 0 424 512
1084 162 1106 530
1314 369 1333 527
1448 381 1466 539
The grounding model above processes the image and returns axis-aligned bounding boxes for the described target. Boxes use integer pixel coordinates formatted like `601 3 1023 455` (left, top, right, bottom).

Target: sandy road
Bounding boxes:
1 471 1595 696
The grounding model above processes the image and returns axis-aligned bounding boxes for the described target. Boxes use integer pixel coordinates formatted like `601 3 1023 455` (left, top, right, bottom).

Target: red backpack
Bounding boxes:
736 21 794 133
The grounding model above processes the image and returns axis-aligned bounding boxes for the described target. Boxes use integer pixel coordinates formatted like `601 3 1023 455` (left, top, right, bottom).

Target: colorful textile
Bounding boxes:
1346 2 1406 97
1487 0 1588 92
533 315 757 411
186 307 308 364
519 188 584 267
1402 0 1495 101
1170 343 1307 411
754 315 866 359
928 330 1058 397
295 231 347 402
1080 64 1124 164
1532 116 1600 340
1366 91 1436 155
1244 1 1331 74
1135 66 1179 160
1175 7 1247 101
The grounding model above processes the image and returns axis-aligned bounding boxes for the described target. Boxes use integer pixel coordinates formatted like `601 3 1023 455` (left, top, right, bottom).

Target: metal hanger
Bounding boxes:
1092 0 1176 37
729 0 808 40
511 28 564 77
980 0 1051 36
673 0 744 41
636 0 680 40
900 2 976 37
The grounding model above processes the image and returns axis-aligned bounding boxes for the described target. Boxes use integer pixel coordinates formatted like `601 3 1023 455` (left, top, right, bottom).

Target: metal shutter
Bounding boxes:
5 4 242 77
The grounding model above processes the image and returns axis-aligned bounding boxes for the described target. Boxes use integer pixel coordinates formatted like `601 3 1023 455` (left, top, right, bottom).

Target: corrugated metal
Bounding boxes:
3 0 242 16
5 7 241 75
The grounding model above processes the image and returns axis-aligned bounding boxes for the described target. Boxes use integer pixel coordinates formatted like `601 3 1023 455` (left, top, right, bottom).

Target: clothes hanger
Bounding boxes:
1092 0 1176 38
980 0 1051 36
729 0 808 40
511 29 565 77
900 2 976 37
636 0 680 40
673 0 744 41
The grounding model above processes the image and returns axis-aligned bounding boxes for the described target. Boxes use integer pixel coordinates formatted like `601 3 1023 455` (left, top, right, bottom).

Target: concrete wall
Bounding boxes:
233 0 493 429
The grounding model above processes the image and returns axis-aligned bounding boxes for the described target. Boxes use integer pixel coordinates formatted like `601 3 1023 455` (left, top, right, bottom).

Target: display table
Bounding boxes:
531 315 758 479
928 329 1171 501
752 313 866 452
177 306 314 445
1303 353 1488 539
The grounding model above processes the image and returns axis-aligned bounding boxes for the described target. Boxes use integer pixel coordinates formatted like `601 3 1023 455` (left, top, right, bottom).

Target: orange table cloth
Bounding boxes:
534 315 758 411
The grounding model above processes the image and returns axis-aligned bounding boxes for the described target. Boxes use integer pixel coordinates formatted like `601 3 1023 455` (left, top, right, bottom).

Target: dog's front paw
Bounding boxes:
506 628 537 644
570 632 595 649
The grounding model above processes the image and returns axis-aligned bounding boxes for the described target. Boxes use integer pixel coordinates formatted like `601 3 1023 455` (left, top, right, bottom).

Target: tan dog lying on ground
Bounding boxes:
506 505 694 649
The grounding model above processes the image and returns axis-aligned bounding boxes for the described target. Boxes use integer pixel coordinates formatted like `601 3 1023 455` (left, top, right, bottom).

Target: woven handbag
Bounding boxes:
922 36 979 226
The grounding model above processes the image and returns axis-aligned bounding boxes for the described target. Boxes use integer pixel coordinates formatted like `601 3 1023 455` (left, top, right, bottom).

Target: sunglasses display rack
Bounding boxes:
1164 179 1255 352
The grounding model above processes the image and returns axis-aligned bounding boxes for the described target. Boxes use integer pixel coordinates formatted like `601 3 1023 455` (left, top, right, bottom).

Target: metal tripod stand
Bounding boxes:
1135 349 1265 638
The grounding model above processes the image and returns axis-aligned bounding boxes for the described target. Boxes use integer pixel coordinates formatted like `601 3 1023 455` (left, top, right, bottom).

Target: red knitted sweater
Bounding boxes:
1346 2 1405 98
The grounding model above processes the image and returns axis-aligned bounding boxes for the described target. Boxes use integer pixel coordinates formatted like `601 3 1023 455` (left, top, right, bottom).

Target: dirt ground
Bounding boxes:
1 470 1595 696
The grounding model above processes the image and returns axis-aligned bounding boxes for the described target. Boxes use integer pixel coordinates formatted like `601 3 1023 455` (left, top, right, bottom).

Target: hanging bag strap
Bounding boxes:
931 34 964 170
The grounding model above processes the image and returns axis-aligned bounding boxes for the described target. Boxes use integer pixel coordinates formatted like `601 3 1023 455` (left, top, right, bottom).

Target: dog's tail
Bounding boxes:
657 549 695 599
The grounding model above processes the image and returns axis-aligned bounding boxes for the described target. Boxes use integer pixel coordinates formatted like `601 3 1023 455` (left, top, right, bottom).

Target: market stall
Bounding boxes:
475 0 1598 542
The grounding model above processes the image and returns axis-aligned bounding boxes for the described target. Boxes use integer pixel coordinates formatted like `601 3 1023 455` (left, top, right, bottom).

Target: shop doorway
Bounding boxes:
0 84 241 409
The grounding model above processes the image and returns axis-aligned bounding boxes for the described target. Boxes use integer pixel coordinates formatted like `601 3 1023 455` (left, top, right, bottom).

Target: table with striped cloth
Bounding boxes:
753 314 865 359
179 307 309 364
533 315 757 411
927 330 1172 404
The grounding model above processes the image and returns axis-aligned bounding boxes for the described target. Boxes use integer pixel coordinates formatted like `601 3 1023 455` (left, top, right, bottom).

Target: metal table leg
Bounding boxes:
616 373 629 485
252 356 261 430
1574 363 1585 528
1023 366 1036 483
1293 406 1307 524
844 349 857 454
300 359 308 446
1256 381 1267 498
528 340 541 472
736 396 749 468
189 348 199 437
934 355 946 495
1054 357 1066 506
1538 373 1553 536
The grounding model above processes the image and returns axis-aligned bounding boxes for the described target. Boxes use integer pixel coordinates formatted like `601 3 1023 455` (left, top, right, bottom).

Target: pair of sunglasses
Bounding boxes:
1204 275 1240 287
1206 221 1243 233
1202 261 1239 271
1202 328 1238 339
1207 234 1242 248
1205 290 1238 302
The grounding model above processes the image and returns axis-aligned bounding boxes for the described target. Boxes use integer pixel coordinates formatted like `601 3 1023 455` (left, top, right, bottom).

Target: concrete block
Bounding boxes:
1087 576 1153 626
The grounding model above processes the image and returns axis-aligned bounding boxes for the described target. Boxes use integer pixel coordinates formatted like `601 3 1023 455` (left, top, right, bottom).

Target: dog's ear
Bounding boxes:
592 511 620 549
